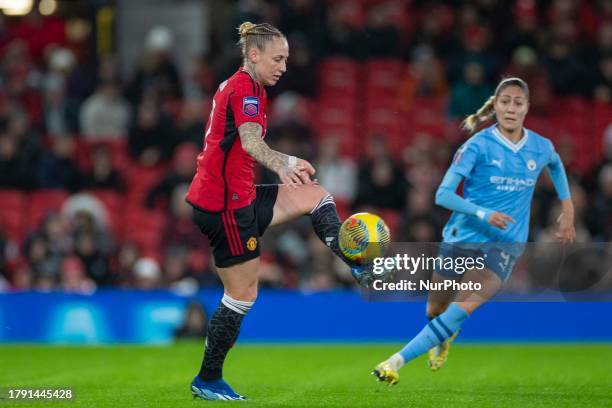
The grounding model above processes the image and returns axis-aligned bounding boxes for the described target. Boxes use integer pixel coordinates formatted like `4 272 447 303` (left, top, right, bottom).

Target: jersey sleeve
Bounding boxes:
448 139 480 178
229 82 266 129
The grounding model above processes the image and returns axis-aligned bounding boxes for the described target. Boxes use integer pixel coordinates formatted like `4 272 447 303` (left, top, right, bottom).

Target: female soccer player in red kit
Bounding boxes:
186 22 378 401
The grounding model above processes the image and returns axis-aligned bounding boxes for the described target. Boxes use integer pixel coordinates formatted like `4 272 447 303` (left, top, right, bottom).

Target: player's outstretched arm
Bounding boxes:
238 122 315 187
435 170 514 229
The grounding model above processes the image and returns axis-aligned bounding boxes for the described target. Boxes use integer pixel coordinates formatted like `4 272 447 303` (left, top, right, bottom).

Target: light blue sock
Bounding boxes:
398 303 469 365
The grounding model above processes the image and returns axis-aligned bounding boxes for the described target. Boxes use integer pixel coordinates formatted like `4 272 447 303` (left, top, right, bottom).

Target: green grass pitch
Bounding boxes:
0 343 611 407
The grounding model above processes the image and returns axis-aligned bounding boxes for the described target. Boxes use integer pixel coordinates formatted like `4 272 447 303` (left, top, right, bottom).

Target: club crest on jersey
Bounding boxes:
243 96 259 117
527 159 537 171
247 237 258 251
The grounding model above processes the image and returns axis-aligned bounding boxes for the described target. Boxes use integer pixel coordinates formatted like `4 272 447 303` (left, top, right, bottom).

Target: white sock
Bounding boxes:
387 353 405 371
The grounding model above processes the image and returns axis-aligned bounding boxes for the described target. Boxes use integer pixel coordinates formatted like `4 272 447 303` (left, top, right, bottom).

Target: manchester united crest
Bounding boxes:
246 237 258 251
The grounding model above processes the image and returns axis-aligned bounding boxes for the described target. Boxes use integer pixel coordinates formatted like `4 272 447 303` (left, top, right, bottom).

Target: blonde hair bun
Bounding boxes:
238 22 256 38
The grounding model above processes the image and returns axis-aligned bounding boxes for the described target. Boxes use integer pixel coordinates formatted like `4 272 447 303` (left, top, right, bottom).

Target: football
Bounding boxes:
338 212 391 265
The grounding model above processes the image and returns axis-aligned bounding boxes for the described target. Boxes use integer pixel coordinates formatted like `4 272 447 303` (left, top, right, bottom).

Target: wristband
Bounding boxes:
288 155 297 168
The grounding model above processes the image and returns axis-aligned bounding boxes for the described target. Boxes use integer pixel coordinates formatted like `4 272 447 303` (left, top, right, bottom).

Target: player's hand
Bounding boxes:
487 211 515 230
295 158 316 184
278 157 316 188
555 210 576 243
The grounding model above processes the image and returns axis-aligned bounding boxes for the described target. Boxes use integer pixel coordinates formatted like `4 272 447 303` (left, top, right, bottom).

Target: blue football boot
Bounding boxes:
350 261 395 287
191 376 246 401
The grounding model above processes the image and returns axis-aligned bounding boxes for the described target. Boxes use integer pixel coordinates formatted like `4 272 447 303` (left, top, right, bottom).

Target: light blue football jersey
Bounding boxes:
442 124 557 245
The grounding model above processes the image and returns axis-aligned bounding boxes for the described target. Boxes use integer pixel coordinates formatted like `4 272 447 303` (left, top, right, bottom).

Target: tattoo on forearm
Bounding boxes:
239 122 289 173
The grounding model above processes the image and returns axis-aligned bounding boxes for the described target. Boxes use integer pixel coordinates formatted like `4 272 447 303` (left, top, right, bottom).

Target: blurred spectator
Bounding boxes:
586 164 612 241
161 183 207 250
81 146 124 190
8 9 66 62
164 246 199 295
398 189 444 242
61 193 111 240
0 132 33 189
182 54 217 100
42 74 79 137
62 193 114 285
542 39 588 97
505 46 553 114
59 255 96 294
73 230 111 286
132 257 162 290
10 261 33 292
174 301 208 340
354 138 407 211
146 142 198 209
269 33 316 97
447 24 500 85
502 0 541 55
175 99 205 148
358 2 401 58
593 54 612 102
320 2 363 57
448 62 494 119
0 109 40 189
315 136 356 204
128 98 176 166
79 81 131 140
399 45 448 105
126 26 182 105
114 243 140 287
35 136 82 190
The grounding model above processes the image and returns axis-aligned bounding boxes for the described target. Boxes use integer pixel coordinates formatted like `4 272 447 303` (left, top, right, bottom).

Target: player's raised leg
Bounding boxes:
272 183 391 285
271 184 364 274
191 259 259 401
373 268 502 385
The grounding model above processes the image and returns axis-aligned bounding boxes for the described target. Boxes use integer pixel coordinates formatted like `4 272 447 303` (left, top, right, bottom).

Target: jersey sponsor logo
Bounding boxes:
489 176 535 192
247 237 258 251
527 159 536 171
243 96 259 116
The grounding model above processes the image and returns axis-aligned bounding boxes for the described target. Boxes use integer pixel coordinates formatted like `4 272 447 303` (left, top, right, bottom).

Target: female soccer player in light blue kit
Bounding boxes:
373 77 576 385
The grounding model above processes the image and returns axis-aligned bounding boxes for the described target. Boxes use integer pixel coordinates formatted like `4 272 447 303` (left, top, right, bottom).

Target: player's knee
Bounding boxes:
224 277 258 302
226 287 257 303
306 185 332 213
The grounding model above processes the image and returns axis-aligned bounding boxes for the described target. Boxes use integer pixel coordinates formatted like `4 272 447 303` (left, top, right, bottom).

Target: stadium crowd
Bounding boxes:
0 0 611 293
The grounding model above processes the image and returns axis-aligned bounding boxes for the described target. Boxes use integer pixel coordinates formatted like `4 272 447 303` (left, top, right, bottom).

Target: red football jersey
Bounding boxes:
186 68 267 211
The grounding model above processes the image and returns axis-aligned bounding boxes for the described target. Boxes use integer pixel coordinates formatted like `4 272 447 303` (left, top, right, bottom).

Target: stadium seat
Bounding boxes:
122 209 165 253
317 58 359 99
315 98 358 155
28 190 70 231
364 58 405 100
364 98 404 152
409 97 449 139
124 164 168 208
0 190 27 243
75 139 130 173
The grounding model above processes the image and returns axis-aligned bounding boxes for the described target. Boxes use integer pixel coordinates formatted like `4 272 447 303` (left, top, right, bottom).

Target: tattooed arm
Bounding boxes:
238 122 315 186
